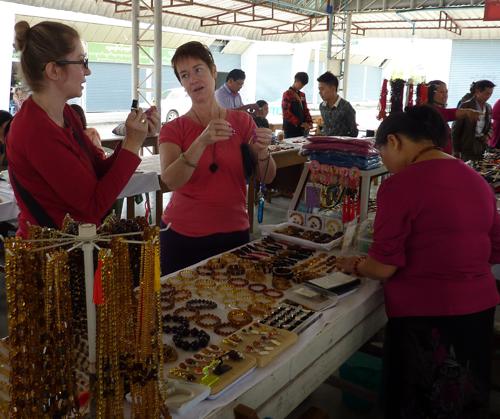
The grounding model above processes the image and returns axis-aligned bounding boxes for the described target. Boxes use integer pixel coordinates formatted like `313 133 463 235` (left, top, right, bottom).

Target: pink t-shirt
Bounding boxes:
369 159 500 318
159 110 255 237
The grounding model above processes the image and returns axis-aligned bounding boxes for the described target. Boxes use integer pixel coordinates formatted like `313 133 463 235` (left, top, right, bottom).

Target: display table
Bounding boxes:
100 131 159 154
0 180 19 222
179 280 385 419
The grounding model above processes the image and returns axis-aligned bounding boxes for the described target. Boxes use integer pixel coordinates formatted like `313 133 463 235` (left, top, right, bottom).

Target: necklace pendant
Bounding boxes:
209 163 218 173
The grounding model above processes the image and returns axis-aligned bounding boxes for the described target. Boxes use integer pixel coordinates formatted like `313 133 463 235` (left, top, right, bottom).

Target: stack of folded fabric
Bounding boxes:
301 136 381 170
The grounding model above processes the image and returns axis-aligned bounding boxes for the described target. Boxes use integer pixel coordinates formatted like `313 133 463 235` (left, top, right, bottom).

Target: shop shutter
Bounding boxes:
86 62 132 112
448 40 500 108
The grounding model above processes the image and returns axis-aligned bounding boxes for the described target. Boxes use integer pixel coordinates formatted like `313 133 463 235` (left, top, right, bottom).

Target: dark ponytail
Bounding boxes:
375 105 447 148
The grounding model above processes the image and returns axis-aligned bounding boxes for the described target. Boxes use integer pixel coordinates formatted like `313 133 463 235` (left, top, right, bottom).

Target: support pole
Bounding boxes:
132 0 140 101
343 13 352 100
154 0 162 117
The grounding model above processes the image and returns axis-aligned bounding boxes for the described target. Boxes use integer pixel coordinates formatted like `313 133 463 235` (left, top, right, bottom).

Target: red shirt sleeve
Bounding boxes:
159 118 184 148
437 107 458 122
368 178 411 267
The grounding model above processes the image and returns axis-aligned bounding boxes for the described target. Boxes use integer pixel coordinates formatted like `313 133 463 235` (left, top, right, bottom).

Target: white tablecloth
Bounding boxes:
0 180 19 222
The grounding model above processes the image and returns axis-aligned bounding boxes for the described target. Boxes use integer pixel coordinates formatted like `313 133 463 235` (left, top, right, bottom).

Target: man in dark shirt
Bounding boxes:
317 71 358 137
281 72 313 138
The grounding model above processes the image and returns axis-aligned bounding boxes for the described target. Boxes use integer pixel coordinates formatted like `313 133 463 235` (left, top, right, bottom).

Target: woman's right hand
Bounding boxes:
122 108 149 154
198 119 233 146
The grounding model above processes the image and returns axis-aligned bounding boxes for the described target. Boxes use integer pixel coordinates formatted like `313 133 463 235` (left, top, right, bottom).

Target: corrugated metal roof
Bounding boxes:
7 0 500 41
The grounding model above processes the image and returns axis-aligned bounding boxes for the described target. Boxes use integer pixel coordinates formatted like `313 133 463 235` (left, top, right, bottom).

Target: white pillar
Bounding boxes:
154 0 162 114
343 13 352 100
131 0 139 102
240 44 259 104
0 7 15 111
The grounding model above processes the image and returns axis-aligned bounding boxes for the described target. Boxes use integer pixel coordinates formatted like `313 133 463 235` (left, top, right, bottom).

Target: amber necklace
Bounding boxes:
190 106 222 173
410 145 441 163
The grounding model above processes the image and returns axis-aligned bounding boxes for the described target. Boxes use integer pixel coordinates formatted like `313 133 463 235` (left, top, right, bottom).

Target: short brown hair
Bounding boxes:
171 41 215 82
14 20 80 92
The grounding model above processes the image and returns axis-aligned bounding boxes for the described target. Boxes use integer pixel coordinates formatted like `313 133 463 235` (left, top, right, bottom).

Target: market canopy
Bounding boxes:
9 0 500 42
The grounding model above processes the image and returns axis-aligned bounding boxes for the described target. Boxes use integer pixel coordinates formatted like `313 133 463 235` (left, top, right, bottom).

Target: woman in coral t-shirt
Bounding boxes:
159 42 276 274
338 105 500 418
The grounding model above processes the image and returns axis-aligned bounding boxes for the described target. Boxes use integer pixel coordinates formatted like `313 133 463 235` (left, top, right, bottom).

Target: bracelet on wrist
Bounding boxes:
180 152 197 168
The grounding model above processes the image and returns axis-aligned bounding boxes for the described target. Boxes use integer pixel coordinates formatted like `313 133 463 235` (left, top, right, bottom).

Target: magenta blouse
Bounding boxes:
369 158 500 318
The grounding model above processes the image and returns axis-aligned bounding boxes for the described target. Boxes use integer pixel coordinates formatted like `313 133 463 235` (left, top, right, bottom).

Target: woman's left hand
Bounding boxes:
336 256 360 275
145 106 161 136
250 127 273 158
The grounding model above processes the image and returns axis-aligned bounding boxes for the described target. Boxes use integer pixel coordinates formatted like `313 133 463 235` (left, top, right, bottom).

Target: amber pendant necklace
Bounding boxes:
191 107 222 173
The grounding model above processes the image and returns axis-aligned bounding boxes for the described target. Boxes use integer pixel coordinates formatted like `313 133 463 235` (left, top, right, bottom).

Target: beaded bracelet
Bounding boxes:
195 313 222 329
206 258 226 270
173 328 210 351
174 307 199 321
196 266 213 276
228 309 253 327
174 289 192 302
248 283 267 293
162 314 190 335
263 288 284 299
178 269 198 281
186 299 217 311
226 264 245 276
161 298 175 312
213 322 240 336
229 277 249 288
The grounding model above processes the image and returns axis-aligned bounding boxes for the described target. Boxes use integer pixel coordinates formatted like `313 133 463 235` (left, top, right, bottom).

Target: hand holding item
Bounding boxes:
122 107 149 154
301 122 313 130
144 106 161 136
250 127 273 157
336 256 365 276
199 119 233 146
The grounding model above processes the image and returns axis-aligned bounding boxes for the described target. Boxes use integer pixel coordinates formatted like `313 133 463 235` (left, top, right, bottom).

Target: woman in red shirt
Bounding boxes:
159 42 276 274
338 106 500 418
8 21 159 237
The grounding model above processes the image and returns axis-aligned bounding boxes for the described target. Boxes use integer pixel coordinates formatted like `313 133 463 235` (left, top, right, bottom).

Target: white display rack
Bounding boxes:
290 162 389 223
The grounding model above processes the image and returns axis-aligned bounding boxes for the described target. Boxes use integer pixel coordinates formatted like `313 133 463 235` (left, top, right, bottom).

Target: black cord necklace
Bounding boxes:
191 107 221 173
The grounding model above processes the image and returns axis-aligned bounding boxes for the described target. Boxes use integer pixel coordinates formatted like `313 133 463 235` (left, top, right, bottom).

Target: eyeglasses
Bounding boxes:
54 57 89 70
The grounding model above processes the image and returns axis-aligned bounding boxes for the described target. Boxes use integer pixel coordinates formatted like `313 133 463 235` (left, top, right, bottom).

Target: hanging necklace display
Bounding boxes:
3 218 170 418
191 107 222 173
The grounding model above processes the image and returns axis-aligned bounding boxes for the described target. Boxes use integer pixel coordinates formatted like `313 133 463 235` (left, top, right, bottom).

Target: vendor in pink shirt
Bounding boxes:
159 42 276 274
337 105 500 418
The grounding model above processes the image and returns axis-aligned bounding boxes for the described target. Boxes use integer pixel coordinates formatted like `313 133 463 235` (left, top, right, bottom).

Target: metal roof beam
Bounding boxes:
439 10 462 34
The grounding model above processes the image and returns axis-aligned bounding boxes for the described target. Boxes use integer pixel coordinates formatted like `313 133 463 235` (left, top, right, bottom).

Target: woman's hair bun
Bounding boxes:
14 21 30 52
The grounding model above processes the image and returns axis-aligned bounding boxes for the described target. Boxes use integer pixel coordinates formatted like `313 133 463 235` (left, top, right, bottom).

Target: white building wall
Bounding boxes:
0 6 15 111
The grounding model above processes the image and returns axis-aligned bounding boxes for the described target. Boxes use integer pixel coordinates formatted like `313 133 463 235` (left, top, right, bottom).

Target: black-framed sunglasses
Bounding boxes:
54 57 89 70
